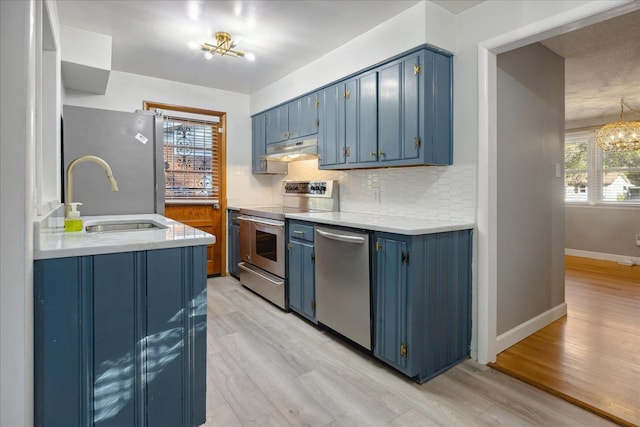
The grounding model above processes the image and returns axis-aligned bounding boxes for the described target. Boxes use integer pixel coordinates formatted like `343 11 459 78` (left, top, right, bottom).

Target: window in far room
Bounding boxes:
564 131 640 204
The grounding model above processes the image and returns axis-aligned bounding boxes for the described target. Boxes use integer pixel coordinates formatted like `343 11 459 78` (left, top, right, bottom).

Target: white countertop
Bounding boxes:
285 211 474 235
34 214 215 260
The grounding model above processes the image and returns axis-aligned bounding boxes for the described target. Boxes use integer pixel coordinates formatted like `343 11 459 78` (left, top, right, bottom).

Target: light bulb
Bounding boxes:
187 41 199 50
245 52 256 61
204 51 213 60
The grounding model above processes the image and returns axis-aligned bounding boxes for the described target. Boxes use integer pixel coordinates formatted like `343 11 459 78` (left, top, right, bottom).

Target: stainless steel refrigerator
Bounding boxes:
62 105 165 216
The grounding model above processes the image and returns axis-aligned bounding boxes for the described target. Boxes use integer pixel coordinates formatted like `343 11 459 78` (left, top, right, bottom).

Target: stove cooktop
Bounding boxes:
238 205 317 221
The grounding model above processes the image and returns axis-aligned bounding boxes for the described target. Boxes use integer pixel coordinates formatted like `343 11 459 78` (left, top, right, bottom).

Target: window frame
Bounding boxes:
564 130 640 207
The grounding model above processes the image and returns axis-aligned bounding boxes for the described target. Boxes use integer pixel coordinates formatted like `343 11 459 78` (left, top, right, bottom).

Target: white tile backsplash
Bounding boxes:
271 160 475 223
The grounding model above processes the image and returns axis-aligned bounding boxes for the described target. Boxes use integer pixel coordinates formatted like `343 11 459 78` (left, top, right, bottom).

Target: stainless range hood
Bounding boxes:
260 138 318 162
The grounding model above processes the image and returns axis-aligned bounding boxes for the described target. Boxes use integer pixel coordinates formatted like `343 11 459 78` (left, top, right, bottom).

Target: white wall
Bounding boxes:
64 70 273 206
1 1 37 425
496 43 565 335
251 1 455 117
566 205 640 259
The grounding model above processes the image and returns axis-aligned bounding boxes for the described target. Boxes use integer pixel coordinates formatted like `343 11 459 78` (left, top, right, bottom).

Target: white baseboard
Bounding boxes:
496 303 567 354
565 248 640 266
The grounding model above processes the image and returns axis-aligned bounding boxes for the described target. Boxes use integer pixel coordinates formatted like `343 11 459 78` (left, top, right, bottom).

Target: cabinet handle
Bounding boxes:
400 343 409 357
370 150 376 158
344 89 351 99
293 230 305 234
378 150 385 157
414 137 421 149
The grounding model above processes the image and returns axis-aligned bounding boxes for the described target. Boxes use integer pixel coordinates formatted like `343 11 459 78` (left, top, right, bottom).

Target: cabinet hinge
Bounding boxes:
375 241 382 252
414 137 421 150
311 253 315 263
315 100 320 108
413 64 422 76
311 300 316 312
315 118 319 128
401 251 410 265
400 343 408 357
287 243 292 250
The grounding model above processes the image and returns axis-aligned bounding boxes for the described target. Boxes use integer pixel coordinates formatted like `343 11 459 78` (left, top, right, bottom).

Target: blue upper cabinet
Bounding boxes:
317 84 345 167
423 48 453 165
289 94 319 139
377 49 453 166
377 53 422 163
252 113 268 173
255 45 452 171
318 46 452 169
266 93 319 145
347 71 378 165
265 104 289 144
318 72 378 168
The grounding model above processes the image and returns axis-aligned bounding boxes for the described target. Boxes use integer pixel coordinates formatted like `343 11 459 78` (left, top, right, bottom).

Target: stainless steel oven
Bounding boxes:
236 180 339 310
238 215 286 308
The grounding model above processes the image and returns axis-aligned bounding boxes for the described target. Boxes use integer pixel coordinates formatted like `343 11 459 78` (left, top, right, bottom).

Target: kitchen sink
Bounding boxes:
85 220 167 233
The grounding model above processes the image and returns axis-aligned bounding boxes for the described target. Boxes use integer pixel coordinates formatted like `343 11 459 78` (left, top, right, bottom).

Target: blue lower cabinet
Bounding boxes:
287 221 316 322
374 230 472 383
34 246 207 427
228 209 240 278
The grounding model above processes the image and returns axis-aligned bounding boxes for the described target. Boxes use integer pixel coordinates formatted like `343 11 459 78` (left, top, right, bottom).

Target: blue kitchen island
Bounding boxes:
34 214 214 427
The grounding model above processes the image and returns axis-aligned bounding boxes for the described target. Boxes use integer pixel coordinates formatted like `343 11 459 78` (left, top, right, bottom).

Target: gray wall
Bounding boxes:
566 205 640 258
497 43 565 336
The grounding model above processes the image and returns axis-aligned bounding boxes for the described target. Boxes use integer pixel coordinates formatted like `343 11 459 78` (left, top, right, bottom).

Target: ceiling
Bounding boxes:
540 8 640 125
57 0 423 94
56 1 639 125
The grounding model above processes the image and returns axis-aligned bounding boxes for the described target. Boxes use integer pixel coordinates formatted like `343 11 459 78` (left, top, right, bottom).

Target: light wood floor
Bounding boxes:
491 256 640 427
204 275 615 426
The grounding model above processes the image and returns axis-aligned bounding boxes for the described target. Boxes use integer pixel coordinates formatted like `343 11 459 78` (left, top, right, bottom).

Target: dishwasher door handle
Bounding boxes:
316 229 366 244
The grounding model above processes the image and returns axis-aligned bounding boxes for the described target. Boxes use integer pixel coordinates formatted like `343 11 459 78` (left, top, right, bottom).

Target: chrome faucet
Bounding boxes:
65 155 119 216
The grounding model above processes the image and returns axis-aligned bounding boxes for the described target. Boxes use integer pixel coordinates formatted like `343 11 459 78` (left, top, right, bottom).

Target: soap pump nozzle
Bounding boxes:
67 202 82 218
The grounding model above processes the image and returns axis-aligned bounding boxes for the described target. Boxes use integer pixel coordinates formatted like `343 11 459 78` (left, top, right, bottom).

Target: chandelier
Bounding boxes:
595 98 640 151
200 32 255 61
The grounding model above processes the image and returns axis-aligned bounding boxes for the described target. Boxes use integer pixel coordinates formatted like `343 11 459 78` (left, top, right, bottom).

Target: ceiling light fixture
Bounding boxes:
200 31 254 61
595 98 640 151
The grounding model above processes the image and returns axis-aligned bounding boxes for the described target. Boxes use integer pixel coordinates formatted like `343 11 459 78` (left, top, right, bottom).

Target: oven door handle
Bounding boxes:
238 262 285 286
237 215 285 227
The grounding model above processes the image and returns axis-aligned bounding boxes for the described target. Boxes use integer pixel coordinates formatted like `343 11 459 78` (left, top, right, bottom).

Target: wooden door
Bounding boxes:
165 204 221 276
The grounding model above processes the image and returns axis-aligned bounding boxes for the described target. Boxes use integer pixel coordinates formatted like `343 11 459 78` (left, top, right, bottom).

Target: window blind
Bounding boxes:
163 115 221 200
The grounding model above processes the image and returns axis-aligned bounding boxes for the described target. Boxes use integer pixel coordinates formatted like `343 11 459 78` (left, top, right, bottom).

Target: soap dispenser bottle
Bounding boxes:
65 202 83 232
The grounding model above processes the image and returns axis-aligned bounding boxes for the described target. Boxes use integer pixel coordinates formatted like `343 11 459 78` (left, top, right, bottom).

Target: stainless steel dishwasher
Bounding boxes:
315 226 371 350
